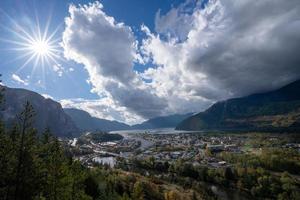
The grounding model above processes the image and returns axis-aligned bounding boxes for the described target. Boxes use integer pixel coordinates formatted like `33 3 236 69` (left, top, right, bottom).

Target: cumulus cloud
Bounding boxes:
60 98 143 124
62 2 167 123
143 0 300 101
155 0 200 41
62 0 300 123
63 2 137 84
11 74 29 85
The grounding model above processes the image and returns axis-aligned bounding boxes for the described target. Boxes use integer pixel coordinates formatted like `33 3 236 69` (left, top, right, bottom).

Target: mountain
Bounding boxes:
0 86 79 137
65 108 194 131
132 113 194 130
64 108 131 132
176 80 300 132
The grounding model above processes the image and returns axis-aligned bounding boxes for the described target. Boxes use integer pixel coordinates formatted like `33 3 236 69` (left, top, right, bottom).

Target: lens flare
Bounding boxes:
1 12 62 75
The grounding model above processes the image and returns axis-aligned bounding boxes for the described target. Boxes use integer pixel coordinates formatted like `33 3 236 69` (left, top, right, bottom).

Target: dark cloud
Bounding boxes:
62 0 300 123
187 0 300 97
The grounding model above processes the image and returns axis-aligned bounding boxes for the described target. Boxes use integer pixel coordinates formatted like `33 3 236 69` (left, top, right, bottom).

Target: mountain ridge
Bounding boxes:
176 79 300 132
65 108 194 131
131 113 194 130
64 108 131 132
0 86 79 137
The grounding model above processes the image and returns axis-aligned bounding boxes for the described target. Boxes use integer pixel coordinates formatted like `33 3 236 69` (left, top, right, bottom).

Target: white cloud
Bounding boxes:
42 93 54 100
60 98 143 125
62 0 300 123
155 0 200 41
142 0 300 104
11 74 29 85
62 2 167 123
52 64 64 77
63 2 137 84
69 67 74 72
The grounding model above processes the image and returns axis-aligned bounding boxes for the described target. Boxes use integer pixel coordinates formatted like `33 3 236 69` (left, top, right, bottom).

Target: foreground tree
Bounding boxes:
13 102 41 200
0 98 93 200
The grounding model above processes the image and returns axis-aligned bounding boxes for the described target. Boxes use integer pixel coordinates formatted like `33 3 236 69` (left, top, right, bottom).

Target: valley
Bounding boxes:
1 79 300 199
1 0 300 199
65 129 300 199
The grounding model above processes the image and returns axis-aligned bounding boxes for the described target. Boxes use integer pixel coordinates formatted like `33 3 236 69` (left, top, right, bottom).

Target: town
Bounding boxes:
66 130 300 170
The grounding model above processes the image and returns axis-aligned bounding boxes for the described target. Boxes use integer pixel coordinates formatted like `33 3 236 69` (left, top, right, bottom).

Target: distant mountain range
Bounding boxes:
64 108 131 132
176 80 300 132
6 78 298 137
0 86 79 138
131 113 193 130
0 86 194 138
65 108 193 131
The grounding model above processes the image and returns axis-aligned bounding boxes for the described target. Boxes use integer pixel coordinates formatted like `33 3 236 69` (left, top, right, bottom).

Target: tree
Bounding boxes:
164 190 180 200
84 174 100 200
121 193 131 200
223 167 234 180
0 118 13 199
0 88 98 200
13 101 41 200
197 166 208 181
69 161 92 200
132 181 144 200
280 172 298 196
148 156 155 169
39 131 71 200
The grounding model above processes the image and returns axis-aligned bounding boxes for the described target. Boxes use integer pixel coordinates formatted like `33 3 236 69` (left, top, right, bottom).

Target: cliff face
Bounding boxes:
0 86 79 138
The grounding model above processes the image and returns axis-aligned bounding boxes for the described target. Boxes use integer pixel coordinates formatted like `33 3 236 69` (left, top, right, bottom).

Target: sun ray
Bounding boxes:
1 9 61 78
16 53 38 73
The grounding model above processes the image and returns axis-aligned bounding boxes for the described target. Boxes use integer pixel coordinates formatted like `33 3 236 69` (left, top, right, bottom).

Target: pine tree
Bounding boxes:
0 119 11 199
0 80 97 199
132 181 144 200
69 161 92 200
84 174 100 199
1 125 20 200
0 75 15 200
13 101 40 200
38 130 71 200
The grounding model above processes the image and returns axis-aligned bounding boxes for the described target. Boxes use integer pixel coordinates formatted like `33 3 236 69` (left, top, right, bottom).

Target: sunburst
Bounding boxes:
1 12 62 75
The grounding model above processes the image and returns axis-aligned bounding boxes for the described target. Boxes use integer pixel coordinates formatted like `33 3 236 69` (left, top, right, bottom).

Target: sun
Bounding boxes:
15 27 61 70
30 39 51 56
1 14 62 73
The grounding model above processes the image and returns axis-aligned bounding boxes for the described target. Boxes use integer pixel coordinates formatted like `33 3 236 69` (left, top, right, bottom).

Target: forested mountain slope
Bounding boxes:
176 80 300 131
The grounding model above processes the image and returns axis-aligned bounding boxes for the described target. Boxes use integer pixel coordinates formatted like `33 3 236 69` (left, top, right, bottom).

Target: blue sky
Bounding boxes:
0 0 186 100
0 0 299 124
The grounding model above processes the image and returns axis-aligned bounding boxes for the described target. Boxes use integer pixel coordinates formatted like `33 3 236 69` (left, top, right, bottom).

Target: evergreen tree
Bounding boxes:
132 181 144 200
84 174 100 199
69 161 92 200
39 131 70 200
12 101 41 200
0 120 12 199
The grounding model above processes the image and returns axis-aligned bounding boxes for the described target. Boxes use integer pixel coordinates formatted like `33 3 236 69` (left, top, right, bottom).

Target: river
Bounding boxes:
109 128 252 200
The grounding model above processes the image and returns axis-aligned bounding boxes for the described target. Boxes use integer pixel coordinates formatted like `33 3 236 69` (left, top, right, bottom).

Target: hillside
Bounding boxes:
64 108 131 132
0 86 79 137
132 113 194 130
66 108 193 131
176 80 300 131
